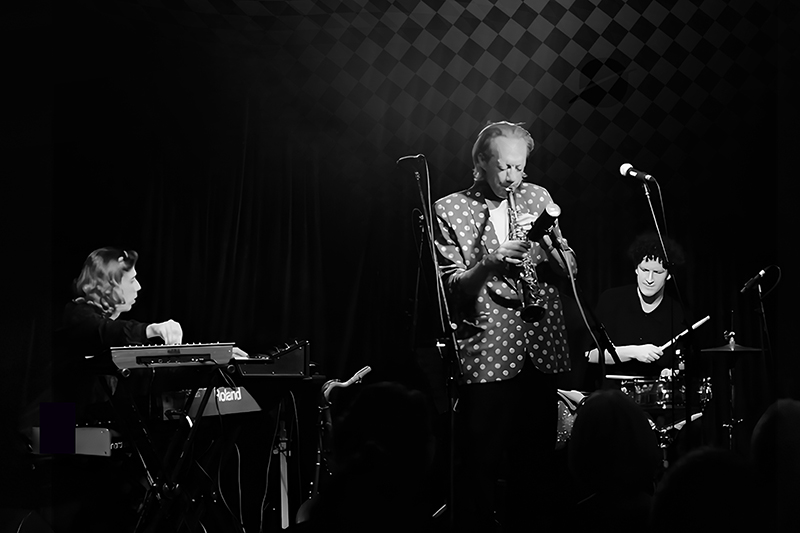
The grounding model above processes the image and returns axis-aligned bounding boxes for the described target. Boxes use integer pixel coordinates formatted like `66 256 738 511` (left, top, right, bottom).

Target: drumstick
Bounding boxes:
659 315 710 350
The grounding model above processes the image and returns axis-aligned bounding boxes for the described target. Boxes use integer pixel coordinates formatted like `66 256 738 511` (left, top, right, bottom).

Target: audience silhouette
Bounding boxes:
294 381 437 533
750 398 800 532
565 389 661 530
650 446 763 532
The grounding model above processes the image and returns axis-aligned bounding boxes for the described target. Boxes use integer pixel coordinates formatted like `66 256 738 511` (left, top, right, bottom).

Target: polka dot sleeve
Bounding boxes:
434 195 472 292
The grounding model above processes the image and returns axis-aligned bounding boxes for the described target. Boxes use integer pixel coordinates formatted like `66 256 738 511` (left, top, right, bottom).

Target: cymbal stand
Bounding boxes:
650 421 672 470
720 331 743 450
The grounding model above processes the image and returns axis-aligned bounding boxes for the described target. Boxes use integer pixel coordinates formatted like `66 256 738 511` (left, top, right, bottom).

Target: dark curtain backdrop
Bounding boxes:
5 0 799 469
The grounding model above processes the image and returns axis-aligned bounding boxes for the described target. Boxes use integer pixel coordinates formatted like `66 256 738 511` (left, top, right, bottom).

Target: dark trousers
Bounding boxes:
454 364 558 532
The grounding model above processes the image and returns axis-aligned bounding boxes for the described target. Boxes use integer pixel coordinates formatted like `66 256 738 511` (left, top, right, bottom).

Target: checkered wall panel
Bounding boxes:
109 0 796 210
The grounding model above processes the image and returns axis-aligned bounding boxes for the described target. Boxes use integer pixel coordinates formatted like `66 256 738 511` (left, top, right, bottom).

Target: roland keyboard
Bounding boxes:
161 386 262 420
111 342 234 370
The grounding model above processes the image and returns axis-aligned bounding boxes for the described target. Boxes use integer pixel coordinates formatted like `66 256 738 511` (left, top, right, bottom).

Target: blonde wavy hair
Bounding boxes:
73 247 138 316
471 121 535 180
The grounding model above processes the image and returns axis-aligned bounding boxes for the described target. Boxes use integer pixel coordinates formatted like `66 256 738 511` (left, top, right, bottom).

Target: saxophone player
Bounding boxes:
434 121 577 531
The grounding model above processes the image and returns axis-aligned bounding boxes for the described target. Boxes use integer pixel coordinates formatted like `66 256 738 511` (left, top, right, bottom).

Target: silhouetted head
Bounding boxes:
751 398 800 482
750 398 800 531
651 446 762 532
330 381 435 476
568 389 660 493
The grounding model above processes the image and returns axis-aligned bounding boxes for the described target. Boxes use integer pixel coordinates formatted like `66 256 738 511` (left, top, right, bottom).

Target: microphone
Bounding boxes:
620 163 655 182
740 268 767 293
397 154 425 165
527 203 561 243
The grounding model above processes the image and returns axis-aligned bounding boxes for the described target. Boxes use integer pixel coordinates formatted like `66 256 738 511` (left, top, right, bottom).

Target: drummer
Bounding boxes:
585 232 686 383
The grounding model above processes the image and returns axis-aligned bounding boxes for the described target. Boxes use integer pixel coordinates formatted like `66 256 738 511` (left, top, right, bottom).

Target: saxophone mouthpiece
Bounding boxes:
505 182 522 198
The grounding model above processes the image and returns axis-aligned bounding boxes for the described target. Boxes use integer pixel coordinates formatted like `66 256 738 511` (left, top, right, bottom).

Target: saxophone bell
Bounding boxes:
519 290 547 323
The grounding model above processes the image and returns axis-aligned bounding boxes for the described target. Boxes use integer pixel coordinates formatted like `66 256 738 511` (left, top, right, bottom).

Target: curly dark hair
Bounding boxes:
73 247 138 316
627 232 685 269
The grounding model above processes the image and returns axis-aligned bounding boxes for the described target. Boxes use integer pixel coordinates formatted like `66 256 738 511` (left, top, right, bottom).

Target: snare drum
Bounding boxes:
618 378 674 409
616 376 712 410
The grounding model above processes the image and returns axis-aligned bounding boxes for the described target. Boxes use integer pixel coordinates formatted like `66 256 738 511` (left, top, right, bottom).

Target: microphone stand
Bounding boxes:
549 244 620 388
755 281 777 399
595 316 622 386
638 178 700 459
399 156 460 533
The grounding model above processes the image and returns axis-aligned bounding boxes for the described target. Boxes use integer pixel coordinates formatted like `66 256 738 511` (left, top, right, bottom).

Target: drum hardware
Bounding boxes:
614 375 712 411
609 358 711 470
701 331 762 450
649 412 704 469
554 384 705 470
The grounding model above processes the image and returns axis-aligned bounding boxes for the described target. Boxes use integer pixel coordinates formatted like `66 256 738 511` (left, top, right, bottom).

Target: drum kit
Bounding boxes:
616 333 761 464
607 366 709 467
558 332 762 465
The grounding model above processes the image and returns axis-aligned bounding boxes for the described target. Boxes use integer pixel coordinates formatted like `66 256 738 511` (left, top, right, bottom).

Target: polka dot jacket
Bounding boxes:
434 181 571 384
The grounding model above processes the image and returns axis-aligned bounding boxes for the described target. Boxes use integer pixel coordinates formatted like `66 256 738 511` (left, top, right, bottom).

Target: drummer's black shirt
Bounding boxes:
591 285 685 378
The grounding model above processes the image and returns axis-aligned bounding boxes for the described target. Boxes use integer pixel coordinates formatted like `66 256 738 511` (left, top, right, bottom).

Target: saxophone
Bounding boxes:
506 187 549 323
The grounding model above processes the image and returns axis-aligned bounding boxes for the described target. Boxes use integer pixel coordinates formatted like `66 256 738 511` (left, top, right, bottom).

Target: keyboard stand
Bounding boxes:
102 365 243 533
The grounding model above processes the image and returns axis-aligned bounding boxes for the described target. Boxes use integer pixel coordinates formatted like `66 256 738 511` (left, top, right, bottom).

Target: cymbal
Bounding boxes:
701 343 761 353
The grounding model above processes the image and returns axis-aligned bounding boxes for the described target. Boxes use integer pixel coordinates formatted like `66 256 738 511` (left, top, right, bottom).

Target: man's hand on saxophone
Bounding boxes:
488 211 537 266
489 240 531 267
453 240 530 296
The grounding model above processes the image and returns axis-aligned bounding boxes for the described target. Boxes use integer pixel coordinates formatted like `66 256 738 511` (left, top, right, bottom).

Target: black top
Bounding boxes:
54 300 150 412
593 285 685 377
59 299 149 358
